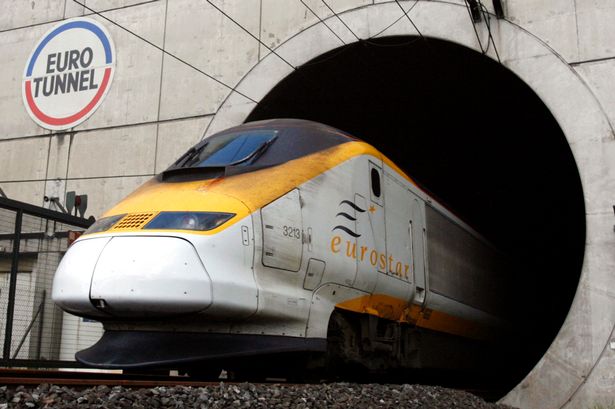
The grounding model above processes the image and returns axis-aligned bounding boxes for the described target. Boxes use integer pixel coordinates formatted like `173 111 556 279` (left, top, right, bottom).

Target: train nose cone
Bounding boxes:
89 236 212 317
52 236 213 318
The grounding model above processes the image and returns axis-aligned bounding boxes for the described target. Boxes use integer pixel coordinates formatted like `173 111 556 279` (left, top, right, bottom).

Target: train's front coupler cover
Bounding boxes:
52 235 212 318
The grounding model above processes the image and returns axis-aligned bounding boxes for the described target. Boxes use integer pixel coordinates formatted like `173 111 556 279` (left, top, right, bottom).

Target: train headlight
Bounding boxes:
84 214 126 235
143 212 235 231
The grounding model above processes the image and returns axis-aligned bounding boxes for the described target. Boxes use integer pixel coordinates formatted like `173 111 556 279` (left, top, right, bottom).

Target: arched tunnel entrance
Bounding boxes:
245 36 586 392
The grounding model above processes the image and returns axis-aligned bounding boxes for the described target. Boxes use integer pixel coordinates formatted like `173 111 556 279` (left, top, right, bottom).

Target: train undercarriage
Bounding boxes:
80 309 499 385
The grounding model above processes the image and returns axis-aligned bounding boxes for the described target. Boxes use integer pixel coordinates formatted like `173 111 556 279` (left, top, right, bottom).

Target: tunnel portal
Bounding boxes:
246 36 586 391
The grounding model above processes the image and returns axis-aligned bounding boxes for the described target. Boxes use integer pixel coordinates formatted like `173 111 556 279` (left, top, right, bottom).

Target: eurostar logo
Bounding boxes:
332 200 364 238
329 199 409 279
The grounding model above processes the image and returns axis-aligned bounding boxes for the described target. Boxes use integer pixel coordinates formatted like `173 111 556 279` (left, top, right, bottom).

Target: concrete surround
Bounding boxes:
1 1 615 407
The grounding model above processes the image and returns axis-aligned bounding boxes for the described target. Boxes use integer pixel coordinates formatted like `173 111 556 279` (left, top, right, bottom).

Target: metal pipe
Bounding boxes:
492 0 505 19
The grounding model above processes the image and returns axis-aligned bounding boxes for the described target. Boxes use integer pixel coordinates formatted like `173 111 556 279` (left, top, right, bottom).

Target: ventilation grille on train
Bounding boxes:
113 213 156 230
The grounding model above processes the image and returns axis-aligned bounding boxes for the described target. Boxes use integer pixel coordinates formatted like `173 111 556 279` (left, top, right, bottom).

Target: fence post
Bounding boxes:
3 209 22 362
36 290 46 360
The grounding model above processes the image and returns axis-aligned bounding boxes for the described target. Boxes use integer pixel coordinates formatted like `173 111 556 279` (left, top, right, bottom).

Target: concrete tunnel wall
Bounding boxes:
1 1 614 408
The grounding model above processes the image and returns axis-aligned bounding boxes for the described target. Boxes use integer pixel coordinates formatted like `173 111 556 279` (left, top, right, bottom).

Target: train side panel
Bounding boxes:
304 155 382 338
246 155 375 338
423 204 508 324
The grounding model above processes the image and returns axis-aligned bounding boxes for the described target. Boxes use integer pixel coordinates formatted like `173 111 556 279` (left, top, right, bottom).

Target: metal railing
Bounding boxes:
0 197 96 368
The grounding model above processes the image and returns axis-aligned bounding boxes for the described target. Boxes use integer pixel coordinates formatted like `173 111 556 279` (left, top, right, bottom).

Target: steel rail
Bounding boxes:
0 369 219 388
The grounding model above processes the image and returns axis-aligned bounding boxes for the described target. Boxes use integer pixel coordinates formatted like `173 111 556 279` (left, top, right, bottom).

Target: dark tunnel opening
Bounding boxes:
245 36 586 392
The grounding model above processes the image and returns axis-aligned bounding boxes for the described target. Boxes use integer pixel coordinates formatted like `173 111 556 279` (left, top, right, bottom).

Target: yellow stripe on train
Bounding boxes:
336 294 495 341
99 141 419 235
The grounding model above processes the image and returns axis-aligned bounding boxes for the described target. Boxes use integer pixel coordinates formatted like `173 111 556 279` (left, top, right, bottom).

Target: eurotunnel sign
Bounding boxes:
22 18 115 130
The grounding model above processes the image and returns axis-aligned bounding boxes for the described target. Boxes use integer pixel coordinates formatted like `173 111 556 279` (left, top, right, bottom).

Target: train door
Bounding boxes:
353 161 385 292
375 172 413 303
409 192 427 305
383 174 412 282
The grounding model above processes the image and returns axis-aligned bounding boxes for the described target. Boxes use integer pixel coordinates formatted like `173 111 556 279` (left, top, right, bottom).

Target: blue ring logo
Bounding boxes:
22 18 115 130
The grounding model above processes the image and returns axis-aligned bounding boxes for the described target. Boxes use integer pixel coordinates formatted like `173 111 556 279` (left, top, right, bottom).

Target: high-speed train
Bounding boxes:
52 119 510 377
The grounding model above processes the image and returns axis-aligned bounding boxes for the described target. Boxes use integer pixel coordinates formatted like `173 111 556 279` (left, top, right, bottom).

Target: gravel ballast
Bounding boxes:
0 382 515 408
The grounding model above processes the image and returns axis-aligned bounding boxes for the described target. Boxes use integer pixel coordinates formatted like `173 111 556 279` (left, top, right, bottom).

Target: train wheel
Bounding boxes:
326 310 369 380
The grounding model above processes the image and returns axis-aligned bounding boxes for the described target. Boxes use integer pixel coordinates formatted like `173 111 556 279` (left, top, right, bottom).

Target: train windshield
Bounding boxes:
174 130 278 169
161 120 354 181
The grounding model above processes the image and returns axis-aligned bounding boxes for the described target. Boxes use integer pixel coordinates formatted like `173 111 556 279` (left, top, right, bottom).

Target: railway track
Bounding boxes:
0 368 219 388
0 370 510 408
0 368 504 401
